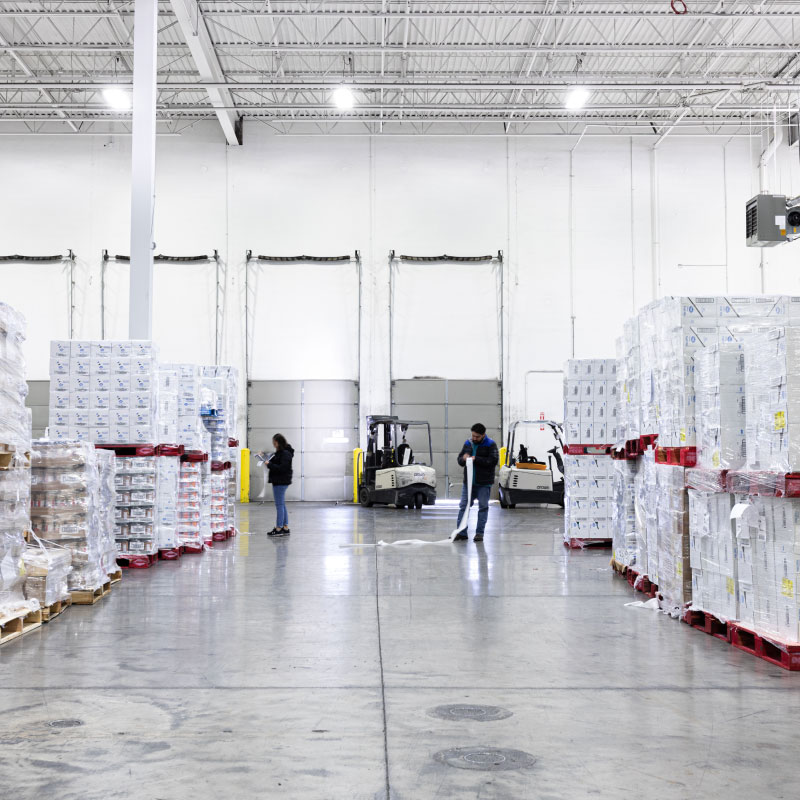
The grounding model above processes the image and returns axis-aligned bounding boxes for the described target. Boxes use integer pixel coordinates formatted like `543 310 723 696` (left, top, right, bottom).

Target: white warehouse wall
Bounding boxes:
1 124 799 446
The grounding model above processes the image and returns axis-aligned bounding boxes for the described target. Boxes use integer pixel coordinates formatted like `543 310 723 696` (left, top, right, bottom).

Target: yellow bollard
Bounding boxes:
499 446 508 467
353 448 363 503
240 448 250 503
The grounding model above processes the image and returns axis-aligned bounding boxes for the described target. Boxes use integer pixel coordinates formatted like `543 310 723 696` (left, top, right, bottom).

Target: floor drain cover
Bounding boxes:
434 747 535 771
428 704 513 722
48 719 84 729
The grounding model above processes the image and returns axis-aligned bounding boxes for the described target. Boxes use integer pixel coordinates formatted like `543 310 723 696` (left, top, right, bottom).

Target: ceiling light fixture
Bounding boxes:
332 85 355 110
565 86 590 110
103 87 131 110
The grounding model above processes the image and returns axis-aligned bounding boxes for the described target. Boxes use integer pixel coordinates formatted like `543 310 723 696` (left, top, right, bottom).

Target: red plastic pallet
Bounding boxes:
639 433 659 451
725 471 800 498
227 528 237 538
181 450 209 463
682 608 729 642
212 531 227 541
117 552 157 569
685 468 729 493
564 537 612 550
96 444 156 457
655 446 697 468
182 543 204 555
228 438 239 448
204 539 214 548
623 567 659 598
564 444 612 456
156 444 185 457
729 622 800 671
210 460 232 472
158 546 183 560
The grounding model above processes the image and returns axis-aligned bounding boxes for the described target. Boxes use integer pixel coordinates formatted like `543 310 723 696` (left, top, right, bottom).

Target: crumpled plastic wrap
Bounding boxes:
695 344 747 470
30 441 106 591
688 489 738 621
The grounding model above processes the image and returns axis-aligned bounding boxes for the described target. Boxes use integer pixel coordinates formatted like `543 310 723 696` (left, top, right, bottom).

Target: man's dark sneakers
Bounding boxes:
473 534 484 542
268 528 290 537
452 533 468 542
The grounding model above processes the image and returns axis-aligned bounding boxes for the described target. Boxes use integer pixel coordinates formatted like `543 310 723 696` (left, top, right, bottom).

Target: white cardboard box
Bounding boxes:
71 341 92 358
50 341 71 358
90 391 110 409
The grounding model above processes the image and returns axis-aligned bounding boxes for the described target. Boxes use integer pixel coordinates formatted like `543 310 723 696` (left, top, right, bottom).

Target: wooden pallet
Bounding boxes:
71 581 110 605
108 569 122 584
41 596 72 623
0 608 42 644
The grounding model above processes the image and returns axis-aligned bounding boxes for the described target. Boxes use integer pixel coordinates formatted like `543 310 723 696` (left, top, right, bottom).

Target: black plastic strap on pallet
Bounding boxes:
253 254 352 262
0 254 71 262
397 254 494 262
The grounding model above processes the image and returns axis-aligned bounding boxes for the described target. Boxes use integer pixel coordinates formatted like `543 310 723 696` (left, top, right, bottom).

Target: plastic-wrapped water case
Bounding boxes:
23 537 72 606
611 459 641 568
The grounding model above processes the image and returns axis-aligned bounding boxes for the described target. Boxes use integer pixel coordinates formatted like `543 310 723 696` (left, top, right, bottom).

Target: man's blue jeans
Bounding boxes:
272 484 289 527
456 483 491 534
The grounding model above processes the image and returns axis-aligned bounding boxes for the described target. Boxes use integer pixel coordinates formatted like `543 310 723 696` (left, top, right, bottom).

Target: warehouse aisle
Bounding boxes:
3 502 800 799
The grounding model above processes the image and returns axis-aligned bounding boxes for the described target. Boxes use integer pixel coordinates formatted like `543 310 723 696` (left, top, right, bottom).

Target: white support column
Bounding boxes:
128 0 158 340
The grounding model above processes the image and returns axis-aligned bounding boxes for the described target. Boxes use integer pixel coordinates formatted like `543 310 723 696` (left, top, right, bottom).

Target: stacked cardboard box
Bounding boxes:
688 490 738 621
48 340 158 444
155 449 181 551
611 459 641 569
0 302 35 619
113 452 157 556
157 363 204 450
563 359 619 445
564 454 614 543
177 455 204 549
23 543 72 607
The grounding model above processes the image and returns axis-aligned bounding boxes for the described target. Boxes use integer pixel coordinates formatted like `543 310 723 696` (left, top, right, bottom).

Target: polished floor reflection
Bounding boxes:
3 501 800 799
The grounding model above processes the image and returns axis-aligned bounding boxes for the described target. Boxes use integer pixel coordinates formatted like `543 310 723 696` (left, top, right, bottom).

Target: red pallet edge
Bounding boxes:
228 438 239 448
117 552 158 569
682 608 730 642
182 543 204 554
96 443 156 457
158 547 182 560
655 446 697 468
724 470 800 498
728 622 800 671
564 444 613 456
156 444 185 457
685 468 729 493
181 450 209 463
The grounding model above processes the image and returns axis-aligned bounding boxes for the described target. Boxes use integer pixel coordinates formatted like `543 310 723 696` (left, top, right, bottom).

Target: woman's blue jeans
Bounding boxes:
273 484 289 527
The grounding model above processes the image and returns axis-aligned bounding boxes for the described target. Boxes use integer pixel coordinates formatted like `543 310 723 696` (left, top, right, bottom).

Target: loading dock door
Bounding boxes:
247 379 359 501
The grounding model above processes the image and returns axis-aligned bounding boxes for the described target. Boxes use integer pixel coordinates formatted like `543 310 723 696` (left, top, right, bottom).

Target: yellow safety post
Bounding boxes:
499 446 508 467
353 448 363 503
240 448 250 503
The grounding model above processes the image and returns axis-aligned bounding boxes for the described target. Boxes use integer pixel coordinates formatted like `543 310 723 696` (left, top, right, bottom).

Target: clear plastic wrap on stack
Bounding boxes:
48 339 158 445
563 454 614 544
731 495 800 641
200 457 212 543
0 303 31 454
155 449 180 550
95 448 118 576
688 489 738 621
156 365 179 445
620 317 641 441
30 442 105 591
695 344 747 470
114 453 157 556
210 465 228 537
23 539 72 606
177 456 204 549
611 459 641 567
634 449 658 582
158 363 204 450
654 462 691 617
744 326 800 473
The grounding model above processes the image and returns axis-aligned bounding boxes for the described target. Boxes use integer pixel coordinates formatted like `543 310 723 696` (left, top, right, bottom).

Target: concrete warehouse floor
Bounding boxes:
2 501 800 800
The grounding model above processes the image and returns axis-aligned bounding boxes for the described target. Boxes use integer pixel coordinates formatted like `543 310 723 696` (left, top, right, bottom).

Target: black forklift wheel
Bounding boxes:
358 487 374 507
414 494 423 509
499 490 509 509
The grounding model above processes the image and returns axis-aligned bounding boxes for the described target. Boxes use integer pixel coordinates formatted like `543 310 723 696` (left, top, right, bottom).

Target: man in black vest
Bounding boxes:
453 423 499 542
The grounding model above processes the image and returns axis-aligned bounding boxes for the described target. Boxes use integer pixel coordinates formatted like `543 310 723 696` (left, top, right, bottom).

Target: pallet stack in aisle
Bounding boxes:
105 445 158 568
0 302 41 642
178 451 206 553
562 359 619 549
30 442 110 605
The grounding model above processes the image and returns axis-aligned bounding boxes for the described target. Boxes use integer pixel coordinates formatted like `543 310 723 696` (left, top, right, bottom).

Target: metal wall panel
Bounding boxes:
248 379 359 502
391 378 502 499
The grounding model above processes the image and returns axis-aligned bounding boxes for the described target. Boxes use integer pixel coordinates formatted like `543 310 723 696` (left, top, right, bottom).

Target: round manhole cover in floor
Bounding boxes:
428 704 513 722
433 747 536 771
47 719 84 729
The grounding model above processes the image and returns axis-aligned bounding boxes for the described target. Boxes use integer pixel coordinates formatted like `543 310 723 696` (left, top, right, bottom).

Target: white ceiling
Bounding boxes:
1 0 799 138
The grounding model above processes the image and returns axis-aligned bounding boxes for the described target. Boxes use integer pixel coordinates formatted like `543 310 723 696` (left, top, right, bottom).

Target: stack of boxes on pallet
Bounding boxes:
0 303 38 628
112 448 157 561
611 294 800 662
563 359 618 547
48 340 158 444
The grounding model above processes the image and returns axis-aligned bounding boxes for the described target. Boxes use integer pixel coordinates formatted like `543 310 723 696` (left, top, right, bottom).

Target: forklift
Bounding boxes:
357 415 437 509
497 419 566 508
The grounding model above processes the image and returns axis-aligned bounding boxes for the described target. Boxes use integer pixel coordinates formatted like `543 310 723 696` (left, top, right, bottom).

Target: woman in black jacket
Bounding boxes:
265 433 294 537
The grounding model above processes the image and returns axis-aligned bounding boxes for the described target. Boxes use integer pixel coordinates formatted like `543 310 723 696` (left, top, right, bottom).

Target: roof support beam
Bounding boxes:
168 0 242 145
